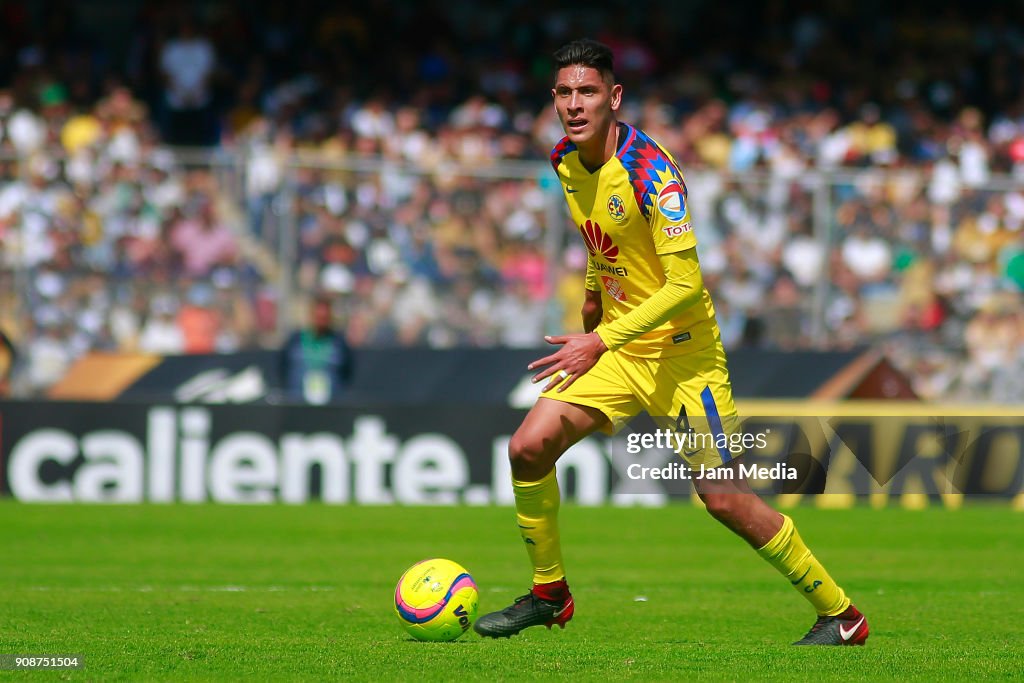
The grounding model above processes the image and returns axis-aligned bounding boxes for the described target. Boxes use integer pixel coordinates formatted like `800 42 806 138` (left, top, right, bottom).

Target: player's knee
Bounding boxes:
508 434 553 480
699 491 740 522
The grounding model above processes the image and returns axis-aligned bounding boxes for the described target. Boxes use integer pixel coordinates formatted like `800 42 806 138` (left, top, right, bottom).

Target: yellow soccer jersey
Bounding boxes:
551 122 720 358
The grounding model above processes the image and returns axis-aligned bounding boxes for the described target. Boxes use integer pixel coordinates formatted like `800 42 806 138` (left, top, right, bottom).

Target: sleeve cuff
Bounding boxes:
594 327 618 352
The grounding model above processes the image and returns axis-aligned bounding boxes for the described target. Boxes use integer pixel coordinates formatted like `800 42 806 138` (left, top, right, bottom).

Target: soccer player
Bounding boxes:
474 39 869 646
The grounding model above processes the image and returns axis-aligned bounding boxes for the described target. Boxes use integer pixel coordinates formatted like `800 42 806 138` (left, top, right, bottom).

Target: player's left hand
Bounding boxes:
529 332 608 393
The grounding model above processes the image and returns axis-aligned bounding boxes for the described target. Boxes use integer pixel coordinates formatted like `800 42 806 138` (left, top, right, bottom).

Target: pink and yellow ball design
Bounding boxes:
394 558 479 641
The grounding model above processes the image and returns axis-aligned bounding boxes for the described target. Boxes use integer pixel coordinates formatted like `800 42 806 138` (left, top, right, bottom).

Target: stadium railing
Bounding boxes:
1 148 1021 399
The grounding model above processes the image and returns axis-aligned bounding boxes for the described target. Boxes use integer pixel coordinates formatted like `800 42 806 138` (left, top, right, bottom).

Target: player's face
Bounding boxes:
552 65 622 147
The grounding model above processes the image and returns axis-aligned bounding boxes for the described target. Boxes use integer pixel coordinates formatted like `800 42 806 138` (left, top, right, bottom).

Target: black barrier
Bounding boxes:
115 348 866 404
0 400 1022 506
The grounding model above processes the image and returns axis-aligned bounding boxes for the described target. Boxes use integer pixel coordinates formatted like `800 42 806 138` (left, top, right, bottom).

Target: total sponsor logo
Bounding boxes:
579 220 619 263
601 276 628 302
656 179 687 222
661 222 692 239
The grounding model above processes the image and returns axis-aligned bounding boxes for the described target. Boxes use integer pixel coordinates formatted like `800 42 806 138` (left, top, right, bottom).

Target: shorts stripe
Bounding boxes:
700 385 731 463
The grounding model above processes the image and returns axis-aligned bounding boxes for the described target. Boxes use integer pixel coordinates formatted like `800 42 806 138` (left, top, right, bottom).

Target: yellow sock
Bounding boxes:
513 469 565 585
757 515 851 616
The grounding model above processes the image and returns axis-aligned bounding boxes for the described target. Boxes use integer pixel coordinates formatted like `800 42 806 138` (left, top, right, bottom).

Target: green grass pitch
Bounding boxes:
2 502 1022 681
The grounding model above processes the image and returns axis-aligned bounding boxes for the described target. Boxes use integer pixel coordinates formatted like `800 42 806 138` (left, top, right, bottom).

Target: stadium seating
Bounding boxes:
0 2 1021 401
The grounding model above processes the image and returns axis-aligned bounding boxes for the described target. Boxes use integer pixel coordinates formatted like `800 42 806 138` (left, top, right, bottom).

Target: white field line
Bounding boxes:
25 585 337 593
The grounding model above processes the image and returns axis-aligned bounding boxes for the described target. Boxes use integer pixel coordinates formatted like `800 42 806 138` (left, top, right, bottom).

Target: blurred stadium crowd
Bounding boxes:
0 0 1022 400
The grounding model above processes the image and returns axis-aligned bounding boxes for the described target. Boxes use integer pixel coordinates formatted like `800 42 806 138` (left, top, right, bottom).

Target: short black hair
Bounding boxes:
553 39 615 81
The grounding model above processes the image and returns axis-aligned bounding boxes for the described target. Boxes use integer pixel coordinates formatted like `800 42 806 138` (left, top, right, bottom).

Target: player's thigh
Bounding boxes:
509 398 609 478
513 397 610 457
644 341 739 469
538 349 642 436
511 352 641 477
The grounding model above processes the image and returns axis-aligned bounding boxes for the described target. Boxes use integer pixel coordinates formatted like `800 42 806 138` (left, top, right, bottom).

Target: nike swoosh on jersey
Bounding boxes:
839 616 865 641
566 187 579 193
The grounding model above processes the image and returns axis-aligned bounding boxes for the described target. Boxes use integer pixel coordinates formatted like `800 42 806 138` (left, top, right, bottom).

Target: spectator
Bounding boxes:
138 297 185 354
159 17 216 146
170 202 238 276
0 328 14 396
280 296 354 404
178 284 221 354
24 325 72 394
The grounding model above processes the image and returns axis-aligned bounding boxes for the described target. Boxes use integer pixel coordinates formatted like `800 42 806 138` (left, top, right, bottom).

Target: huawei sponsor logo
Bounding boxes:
579 220 619 263
593 261 629 277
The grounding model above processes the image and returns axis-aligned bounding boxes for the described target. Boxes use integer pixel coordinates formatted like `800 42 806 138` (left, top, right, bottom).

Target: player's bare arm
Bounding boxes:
582 288 602 333
582 258 603 332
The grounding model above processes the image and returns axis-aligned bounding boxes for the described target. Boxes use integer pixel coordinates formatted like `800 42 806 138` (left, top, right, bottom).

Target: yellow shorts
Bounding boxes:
540 340 738 469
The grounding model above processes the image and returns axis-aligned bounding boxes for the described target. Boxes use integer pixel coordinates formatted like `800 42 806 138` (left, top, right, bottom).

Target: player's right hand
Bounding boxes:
529 332 608 393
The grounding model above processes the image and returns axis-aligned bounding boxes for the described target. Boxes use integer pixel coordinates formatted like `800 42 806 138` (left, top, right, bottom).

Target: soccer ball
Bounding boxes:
393 558 479 641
